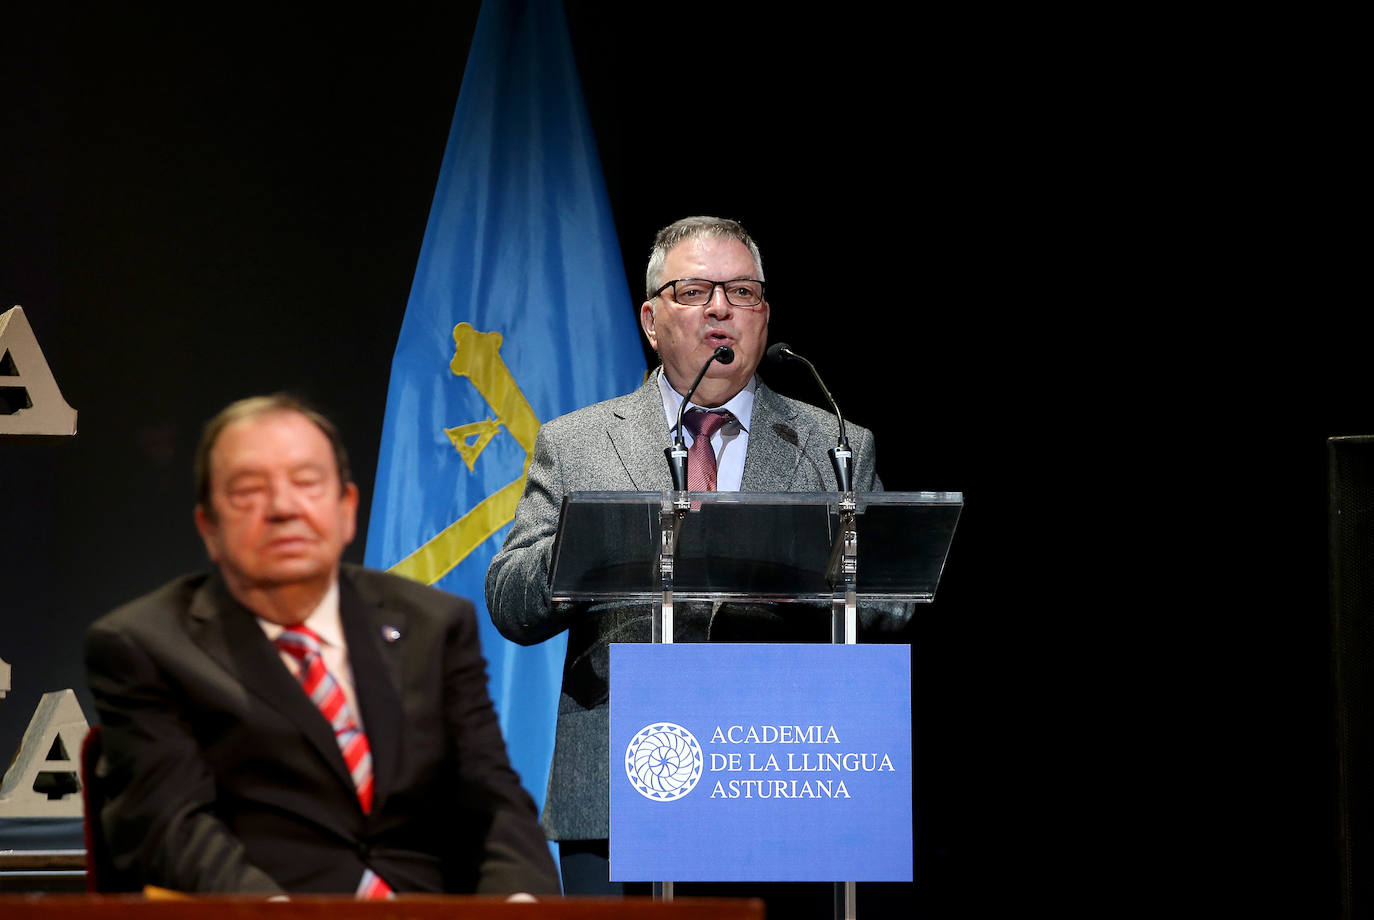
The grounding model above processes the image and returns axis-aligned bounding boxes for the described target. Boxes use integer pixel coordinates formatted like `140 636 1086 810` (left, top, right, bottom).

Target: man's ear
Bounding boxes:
194 504 221 563
640 301 658 350
340 482 360 546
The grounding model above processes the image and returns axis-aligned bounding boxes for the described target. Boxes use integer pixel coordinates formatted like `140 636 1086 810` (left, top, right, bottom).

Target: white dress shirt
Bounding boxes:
657 371 757 492
255 579 365 731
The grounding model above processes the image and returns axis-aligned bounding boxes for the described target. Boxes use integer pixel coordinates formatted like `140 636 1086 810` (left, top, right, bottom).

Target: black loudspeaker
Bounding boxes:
1330 436 1374 920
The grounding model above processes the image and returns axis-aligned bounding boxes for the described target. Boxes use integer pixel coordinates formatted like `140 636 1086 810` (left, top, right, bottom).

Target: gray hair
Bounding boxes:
644 216 765 300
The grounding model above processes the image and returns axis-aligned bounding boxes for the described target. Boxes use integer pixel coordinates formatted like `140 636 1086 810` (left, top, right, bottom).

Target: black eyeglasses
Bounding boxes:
652 278 766 308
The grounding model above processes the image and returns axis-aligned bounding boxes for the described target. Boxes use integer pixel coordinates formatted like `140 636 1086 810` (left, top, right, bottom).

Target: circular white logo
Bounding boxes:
625 722 703 802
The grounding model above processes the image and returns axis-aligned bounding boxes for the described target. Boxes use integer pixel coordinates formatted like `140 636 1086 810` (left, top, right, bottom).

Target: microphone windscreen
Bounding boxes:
714 345 735 365
766 342 792 363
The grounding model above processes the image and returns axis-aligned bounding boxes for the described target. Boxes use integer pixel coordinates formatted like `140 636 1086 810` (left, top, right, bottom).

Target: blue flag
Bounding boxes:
364 0 645 827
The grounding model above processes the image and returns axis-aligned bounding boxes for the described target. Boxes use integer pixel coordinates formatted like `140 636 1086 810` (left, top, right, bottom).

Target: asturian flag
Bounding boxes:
364 0 645 825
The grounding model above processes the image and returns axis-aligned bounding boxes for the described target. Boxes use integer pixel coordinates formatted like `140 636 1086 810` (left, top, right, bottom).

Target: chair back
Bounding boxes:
79 725 137 892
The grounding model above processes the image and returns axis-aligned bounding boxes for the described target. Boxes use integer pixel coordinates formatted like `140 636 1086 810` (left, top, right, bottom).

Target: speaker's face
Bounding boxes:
641 235 769 407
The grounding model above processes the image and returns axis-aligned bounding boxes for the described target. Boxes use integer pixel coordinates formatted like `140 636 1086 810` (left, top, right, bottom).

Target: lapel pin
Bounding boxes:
381 625 402 643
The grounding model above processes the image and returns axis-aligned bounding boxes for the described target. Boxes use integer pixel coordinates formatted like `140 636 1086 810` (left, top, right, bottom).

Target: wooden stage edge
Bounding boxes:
0 894 765 919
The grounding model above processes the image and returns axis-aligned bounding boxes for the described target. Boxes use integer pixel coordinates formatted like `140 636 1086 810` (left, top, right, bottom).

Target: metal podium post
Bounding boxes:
652 491 689 902
827 491 859 920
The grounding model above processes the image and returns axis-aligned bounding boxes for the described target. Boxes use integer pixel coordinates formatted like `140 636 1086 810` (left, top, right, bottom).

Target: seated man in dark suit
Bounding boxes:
85 395 559 897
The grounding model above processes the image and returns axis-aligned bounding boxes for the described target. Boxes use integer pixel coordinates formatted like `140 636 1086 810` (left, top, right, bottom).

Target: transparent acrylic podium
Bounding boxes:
550 490 962 920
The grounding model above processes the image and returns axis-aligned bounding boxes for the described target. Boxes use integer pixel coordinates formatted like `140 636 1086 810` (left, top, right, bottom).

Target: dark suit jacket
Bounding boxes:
486 369 899 840
84 564 559 895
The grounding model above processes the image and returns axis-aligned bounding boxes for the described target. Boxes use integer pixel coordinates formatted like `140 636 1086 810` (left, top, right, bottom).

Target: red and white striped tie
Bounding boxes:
274 625 393 899
356 868 393 900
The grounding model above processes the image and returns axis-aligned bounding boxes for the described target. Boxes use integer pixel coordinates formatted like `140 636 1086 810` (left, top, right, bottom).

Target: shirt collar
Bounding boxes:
256 578 343 648
657 368 756 435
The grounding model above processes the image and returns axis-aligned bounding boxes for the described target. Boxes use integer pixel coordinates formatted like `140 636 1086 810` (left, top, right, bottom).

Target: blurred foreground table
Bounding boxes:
0 895 764 919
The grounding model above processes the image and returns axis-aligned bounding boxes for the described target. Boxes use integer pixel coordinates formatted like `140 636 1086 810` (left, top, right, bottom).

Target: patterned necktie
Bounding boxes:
683 409 733 491
274 625 393 899
274 625 375 813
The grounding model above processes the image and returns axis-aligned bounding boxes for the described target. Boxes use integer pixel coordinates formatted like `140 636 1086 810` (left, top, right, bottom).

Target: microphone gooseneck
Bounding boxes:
664 345 736 491
766 342 853 492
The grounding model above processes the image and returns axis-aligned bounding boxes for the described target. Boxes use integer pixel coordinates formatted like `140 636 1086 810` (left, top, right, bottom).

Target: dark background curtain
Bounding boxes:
0 2 1357 913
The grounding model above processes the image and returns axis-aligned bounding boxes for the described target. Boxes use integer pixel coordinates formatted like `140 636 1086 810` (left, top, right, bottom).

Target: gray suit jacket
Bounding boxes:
486 369 899 840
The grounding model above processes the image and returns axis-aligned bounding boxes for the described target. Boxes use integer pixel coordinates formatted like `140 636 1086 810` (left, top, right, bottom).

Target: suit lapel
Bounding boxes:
603 371 817 491
741 378 810 491
337 569 405 816
184 575 357 796
606 370 676 490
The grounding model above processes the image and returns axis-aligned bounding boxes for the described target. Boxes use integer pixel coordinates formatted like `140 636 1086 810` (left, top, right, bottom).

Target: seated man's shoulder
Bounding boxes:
90 572 212 634
342 564 476 620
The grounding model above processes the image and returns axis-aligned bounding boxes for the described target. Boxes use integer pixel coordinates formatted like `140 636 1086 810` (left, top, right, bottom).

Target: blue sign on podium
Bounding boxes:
609 643 912 882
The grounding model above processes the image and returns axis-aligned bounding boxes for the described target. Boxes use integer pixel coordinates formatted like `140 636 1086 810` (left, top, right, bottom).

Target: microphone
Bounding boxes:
766 342 853 492
664 345 735 491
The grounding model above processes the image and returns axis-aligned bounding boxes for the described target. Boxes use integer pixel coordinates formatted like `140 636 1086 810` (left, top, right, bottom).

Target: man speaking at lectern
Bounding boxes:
486 216 906 893
85 395 558 897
